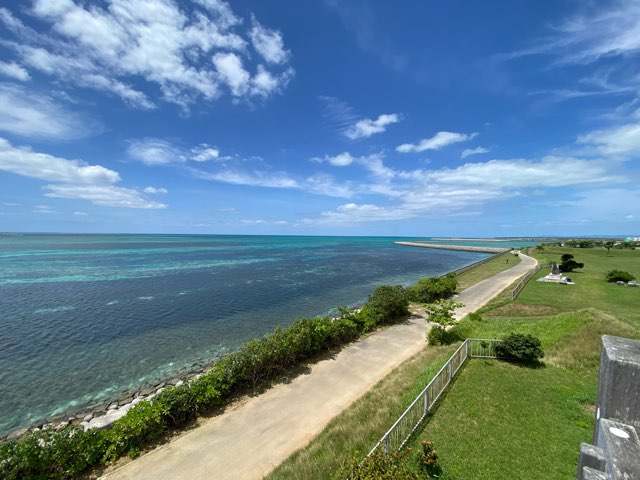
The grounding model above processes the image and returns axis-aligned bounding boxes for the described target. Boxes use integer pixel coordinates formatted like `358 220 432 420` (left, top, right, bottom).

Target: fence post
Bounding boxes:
384 435 391 454
423 390 428 416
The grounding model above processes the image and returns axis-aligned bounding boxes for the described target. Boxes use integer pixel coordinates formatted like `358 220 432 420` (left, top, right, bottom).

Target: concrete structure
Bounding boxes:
394 241 509 254
577 336 640 480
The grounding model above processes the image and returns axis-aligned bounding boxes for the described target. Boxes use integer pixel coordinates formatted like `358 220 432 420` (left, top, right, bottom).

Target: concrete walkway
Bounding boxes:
103 254 537 480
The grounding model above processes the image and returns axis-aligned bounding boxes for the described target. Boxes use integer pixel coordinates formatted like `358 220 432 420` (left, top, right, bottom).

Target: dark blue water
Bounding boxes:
0 234 519 435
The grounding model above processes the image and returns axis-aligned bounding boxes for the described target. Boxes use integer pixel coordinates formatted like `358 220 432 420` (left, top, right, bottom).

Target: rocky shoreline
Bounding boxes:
2 361 212 442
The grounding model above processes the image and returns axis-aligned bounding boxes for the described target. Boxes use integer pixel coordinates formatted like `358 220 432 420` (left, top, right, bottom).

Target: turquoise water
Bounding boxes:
0 234 533 435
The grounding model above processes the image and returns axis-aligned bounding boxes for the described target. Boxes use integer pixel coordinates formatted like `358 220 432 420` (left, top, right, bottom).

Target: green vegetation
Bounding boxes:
455 253 520 291
268 247 640 479
407 274 457 303
559 253 584 272
367 285 410 322
605 269 635 283
494 333 544 364
425 300 464 346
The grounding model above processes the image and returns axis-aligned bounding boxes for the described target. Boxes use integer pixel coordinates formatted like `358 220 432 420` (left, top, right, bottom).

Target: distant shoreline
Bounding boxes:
395 241 511 254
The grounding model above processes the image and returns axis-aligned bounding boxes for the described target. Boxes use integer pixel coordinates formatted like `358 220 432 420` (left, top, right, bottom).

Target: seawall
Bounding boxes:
395 241 511 254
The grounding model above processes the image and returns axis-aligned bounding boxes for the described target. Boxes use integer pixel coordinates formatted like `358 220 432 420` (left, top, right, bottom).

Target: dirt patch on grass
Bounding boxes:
486 303 563 317
581 403 596 415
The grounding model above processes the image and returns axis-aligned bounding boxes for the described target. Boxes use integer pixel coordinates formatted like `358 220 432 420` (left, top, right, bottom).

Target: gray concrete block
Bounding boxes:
577 443 606 479
594 336 640 441
581 466 609 480
597 418 640 480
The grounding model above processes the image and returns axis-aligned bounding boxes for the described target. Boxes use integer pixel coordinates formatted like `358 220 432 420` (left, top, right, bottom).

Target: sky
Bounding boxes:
0 0 639 237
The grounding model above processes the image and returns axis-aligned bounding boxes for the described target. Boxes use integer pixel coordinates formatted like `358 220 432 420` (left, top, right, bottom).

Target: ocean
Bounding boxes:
0 234 533 435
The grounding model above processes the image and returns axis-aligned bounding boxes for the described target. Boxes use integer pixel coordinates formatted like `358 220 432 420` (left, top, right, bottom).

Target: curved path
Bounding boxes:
103 254 537 480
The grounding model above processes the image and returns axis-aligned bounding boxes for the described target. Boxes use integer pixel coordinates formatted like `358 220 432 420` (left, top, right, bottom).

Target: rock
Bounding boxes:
118 396 134 407
6 427 30 441
175 380 184 387
139 386 155 397
83 413 94 422
107 402 119 410
55 421 69 431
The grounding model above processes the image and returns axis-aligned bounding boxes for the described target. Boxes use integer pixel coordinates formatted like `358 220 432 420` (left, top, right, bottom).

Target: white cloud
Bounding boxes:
461 146 489 159
128 138 185 165
0 61 30 81
345 113 401 140
44 184 166 209
213 52 251 97
194 169 300 189
576 121 640 158
314 152 355 166
191 145 220 162
0 137 164 208
425 157 622 188
397 131 478 153
250 16 290 64
0 137 119 184
0 1 293 109
0 83 99 140
128 138 224 165
73 211 88 216
143 186 168 194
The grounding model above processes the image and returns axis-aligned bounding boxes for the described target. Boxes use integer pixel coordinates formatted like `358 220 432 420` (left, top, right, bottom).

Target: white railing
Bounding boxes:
367 338 501 456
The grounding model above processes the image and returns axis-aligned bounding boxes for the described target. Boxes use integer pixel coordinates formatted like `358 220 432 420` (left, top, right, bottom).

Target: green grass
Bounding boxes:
456 253 521 292
413 360 595 480
268 247 640 479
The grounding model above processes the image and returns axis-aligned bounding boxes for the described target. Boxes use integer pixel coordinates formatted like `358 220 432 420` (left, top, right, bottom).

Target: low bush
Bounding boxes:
494 333 544 364
417 439 441 477
605 269 635 283
407 274 457 304
366 285 410 323
338 450 419 479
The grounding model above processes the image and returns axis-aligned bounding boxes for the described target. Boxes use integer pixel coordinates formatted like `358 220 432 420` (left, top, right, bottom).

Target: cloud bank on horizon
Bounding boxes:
0 0 638 236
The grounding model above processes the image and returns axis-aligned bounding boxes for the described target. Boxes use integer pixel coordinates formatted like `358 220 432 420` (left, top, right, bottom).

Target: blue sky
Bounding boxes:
0 0 638 236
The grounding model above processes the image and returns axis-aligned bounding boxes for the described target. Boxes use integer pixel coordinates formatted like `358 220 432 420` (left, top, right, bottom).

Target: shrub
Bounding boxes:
366 285 410 324
427 327 444 346
605 269 635 283
338 450 419 479
407 274 457 303
495 333 544 364
417 439 441 477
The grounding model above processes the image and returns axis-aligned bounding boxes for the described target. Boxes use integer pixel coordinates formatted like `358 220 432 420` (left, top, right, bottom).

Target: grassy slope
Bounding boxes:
455 253 521 292
410 247 640 479
268 247 640 479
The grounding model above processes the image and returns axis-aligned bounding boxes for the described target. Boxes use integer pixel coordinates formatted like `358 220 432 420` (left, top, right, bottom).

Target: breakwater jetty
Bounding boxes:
394 242 511 254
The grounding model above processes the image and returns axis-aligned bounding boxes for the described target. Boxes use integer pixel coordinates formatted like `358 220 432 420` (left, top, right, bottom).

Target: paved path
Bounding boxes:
103 254 537 480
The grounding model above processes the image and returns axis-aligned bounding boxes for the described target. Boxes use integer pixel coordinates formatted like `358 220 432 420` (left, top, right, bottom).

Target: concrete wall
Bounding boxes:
576 336 640 480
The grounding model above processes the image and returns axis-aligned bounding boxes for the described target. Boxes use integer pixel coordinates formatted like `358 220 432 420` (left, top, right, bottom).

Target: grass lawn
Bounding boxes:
268 246 640 479
455 252 521 292
416 359 595 480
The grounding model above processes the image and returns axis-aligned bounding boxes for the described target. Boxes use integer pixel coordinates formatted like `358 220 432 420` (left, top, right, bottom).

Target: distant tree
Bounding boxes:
604 241 615 255
534 245 545 253
559 253 584 272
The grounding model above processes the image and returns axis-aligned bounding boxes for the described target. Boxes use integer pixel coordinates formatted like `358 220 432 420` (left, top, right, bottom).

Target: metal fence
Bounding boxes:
367 338 501 456
511 263 550 300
